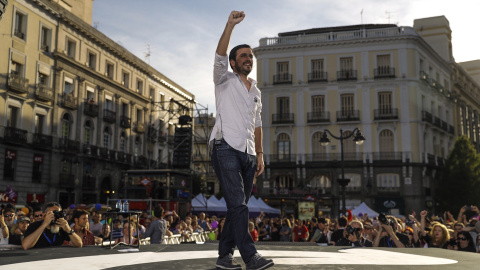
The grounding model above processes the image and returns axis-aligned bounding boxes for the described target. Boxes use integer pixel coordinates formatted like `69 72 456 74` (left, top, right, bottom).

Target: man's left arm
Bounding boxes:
254 127 264 177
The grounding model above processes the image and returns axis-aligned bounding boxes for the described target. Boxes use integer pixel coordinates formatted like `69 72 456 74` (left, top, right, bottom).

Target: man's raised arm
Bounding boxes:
216 11 245 56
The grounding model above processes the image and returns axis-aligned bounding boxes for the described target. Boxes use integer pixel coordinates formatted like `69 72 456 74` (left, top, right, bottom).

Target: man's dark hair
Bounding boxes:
43 202 61 213
229 44 252 70
33 206 42 212
338 216 348 227
153 206 164 218
73 209 89 220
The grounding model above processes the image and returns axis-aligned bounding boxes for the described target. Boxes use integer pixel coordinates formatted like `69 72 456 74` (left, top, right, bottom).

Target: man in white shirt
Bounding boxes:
211 11 273 270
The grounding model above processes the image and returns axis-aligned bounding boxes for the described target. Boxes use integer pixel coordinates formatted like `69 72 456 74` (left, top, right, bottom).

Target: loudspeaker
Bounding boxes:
172 127 192 168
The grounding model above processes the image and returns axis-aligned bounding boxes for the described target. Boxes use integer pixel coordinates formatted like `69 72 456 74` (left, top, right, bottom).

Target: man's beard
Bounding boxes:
50 225 60 234
234 61 252 76
5 220 14 227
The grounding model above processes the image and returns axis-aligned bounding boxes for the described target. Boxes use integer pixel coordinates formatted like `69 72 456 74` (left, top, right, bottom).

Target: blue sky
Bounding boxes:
92 0 480 114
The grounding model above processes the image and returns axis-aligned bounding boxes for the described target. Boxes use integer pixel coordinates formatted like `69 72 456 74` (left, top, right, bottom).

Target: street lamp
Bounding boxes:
319 128 366 216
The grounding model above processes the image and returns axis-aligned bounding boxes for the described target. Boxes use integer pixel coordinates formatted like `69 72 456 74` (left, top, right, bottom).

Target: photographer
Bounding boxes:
1 208 10 244
22 202 82 250
373 213 408 248
336 220 372 247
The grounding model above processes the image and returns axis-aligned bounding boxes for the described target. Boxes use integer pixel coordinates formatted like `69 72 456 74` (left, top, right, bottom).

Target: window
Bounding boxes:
343 173 362 190
377 174 400 189
105 97 113 110
35 114 45 134
149 87 155 100
7 106 19 127
14 10 26 40
379 129 394 152
120 132 127 152
104 126 111 149
276 133 290 160
340 57 353 72
342 130 356 154
106 62 114 79
122 71 130 88
340 94 354 116
136 108 143 123
40 26 51 52
32 154 43 183
135 136 141 155
276 97 289 115
64 78 74 94
311 95 325 113
38 72 49 87
312 132 326 154
378 92 392 114
310 175 331 189
276 62 290 82
4 150 16 181
61 114 71 140
87 52 96 70
84 121 92 145
11 60 24 76
122 103 129 116
136 79 143 94
376 54 391 76
66 39 76 58
311 59 325 80
275 175 294 189
86 87 95 101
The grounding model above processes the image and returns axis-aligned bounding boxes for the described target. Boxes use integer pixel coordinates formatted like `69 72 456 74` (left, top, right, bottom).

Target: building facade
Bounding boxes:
0 0 194 208
252 16 480 217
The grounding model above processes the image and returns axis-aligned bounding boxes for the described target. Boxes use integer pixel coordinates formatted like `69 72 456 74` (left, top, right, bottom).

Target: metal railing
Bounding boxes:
373 108 398 120
307 111 330 123
84 102 99 117
336 110 360 122
374 67 395 78
273 74 292 84
4 126 28 144
103 109 116 123
120 115 131 128
7 72 29 94
61 94 77 109
32 133 53 148
35 84 53 101
308 72 328 82
135 122 146 133
337 70 357 81
272 113 295 124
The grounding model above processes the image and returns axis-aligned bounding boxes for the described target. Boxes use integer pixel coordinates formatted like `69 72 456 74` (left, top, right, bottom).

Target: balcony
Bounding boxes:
158 131 167 143
433 116 442 128
372 152 403 161
99 147 110 159
336 110 360 122
7 72 29 94
273 74 292 84
61 94 77 109
83 144 99 156
419 71 429 82
422 111 432 123
373 108 398 120
441 121 448 132
82 175 96 191
308 72 328 83
32 133 53 149
135 155 148 167
59 138 80 153
59 173 75 189
103 109 116 123
4 126 28 145
374 67 395 79
337 70 357 81
268 154 296 163
267 187 331 197
272 113 294 124
83 102 99 117
35 84 53 102
306 152 363 162
119 115 131 128
134 122 146 134
307 111 330 123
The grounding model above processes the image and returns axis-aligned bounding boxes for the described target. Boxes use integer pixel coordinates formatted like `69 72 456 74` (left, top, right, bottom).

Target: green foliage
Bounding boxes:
437 136 480 213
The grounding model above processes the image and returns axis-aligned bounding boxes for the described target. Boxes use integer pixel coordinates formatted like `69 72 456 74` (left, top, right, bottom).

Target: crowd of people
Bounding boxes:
1 201 479 254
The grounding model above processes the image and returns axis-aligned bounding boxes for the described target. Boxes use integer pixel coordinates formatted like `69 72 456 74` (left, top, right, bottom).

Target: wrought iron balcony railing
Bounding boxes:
337 70 357 81
32 133 53 149
273 74 292 84
373 108 398 120
103 109 116 123
84 102 99 117
4 126 28 145
35 84 53 101
307 111 330 123
119 115 131 128
134 122 146 134
336 110 360 122
308 72 328 83
61 94 77 109
374 67 395 79
7 72 29 94
272 113 294 124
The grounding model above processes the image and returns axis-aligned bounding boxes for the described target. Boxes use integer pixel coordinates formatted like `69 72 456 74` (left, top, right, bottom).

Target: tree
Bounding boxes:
436 136 480 214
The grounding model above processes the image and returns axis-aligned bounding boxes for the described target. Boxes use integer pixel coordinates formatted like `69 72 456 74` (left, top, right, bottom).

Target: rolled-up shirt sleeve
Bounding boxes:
255 99 262 128
214 53 229 85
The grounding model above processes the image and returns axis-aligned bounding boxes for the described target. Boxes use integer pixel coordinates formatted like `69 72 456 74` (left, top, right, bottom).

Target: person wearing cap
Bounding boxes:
310 217 329 244
9 216 30 245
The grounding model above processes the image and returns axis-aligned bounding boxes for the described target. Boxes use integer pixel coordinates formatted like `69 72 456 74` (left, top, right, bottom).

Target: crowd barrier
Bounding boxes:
136 231 212 245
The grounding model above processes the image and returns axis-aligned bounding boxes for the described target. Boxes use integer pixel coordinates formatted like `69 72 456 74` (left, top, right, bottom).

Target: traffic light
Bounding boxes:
172 127 192 168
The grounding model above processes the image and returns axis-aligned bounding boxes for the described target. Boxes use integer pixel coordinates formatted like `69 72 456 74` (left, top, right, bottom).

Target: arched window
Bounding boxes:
275 175 294 189
276 133 290 161
379 129 394 152
312 132 326 154
120 132 127 153
84 120 92 145
61 114 71 140
104 126 111 149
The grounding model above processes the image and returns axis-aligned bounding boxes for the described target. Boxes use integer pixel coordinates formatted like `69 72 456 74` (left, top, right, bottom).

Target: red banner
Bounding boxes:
27 193 45 204
0 192 17 202
5 149 16 160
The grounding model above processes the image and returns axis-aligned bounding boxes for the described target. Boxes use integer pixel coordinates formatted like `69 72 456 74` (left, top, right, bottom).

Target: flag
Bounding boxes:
6 185 17 201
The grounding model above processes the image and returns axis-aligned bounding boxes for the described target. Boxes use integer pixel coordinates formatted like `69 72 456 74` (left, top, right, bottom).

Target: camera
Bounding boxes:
345 225 360 237
449 238 458 246
406 219 415 226
50 210 65 224
379 213 394 227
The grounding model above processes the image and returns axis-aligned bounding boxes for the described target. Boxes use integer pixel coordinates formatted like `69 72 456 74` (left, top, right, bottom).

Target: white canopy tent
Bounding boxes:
351 202 379 217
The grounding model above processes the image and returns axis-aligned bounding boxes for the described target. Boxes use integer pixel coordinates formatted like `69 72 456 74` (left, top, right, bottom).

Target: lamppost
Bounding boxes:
319 128 366 216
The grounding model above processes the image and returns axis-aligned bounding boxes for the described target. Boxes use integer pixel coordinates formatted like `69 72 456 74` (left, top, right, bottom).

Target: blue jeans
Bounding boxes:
211 139 257 263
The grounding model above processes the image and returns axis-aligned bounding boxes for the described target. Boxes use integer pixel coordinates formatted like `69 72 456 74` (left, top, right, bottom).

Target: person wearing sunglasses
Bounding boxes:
2 206 16 233
452 231 476 252
32 207 44 223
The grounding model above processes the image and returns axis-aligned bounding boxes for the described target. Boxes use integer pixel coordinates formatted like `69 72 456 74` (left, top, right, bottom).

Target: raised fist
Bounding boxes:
228 11 245 25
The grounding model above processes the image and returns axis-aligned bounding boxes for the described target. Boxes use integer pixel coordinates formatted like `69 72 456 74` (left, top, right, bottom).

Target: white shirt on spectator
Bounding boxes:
209 53 262 155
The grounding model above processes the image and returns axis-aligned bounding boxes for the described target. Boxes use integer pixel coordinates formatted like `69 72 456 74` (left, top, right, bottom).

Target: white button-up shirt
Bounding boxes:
209 53 262 156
